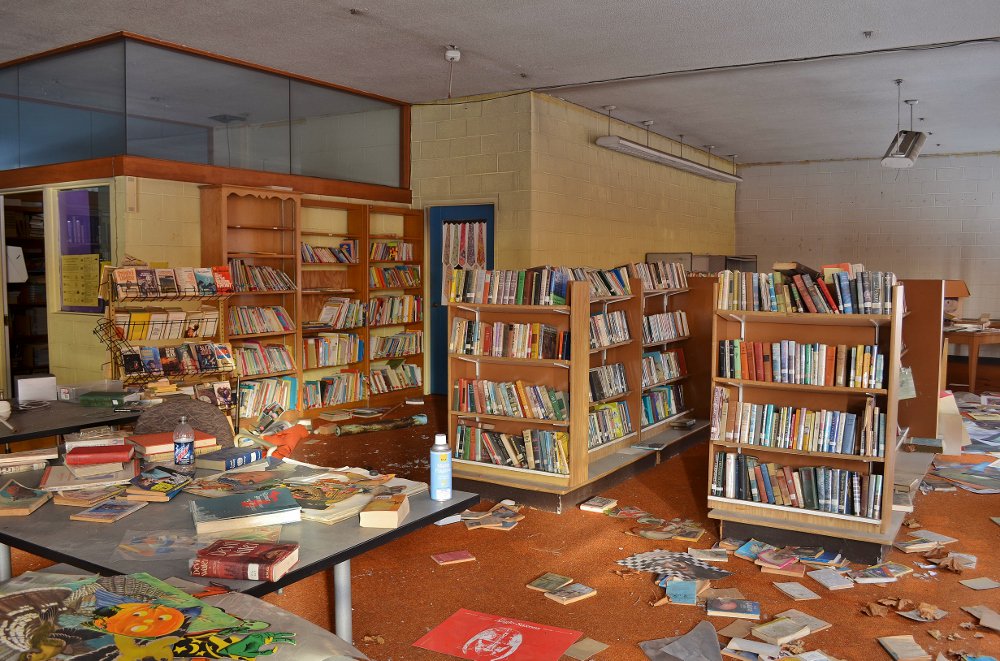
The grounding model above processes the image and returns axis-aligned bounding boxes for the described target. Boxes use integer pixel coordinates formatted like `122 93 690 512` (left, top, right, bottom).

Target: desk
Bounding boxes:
944 329 1000 392
0 473 477 642
0 400 140 445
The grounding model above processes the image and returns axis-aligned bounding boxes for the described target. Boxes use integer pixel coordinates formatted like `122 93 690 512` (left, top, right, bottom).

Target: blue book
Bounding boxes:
665 580 698 605
760 464 775 504
767 274 778 311
196 445 266 471
841 413 858 455
837 272 854 314
190 487 301 534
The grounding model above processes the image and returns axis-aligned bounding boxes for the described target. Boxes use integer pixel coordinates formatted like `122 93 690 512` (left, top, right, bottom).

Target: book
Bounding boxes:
688 548 728 562
749 617 810 645
431 550 476 566
806 567 854 590
112 267 140 298
359 494 409 528
64 444 135 465
706 598 761 620
194 267 218 294
126 466 192 502
52 485 125 507
579 496 617 512
126 430 217 455
759 561 805 578
190 487 301 534
65 462 125 479
544 582 597 605
38 461 141 491
0 480 51 516
196 446 266 471
772 582 820 601
734 539 774 561
70 497 147 523
757 548 798 569
155 268 178 294
190 539 299 582
877 635 931 661
664 580 699 605
526 572 573 592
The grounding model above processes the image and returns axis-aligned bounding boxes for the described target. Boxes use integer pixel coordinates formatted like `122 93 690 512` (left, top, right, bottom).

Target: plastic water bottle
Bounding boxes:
430 433 452 502
173 415 195 473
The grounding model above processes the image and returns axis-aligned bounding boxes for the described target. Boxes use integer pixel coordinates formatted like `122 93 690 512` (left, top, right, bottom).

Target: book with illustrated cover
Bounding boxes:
39 461 141 492
159 346 182 376
211 265 234 293
750 618 810 645
526 572 573 592
155 268 178 294
213 343 236 370
734 539 775 561
706 598 761 620
194 382 219 405
139 346 163 374
194 267 217 294
174 343 199 372
190 487 301 534
112 267 140 298
70 497 147 523
52 485 125 507
431 550 476 566
359 494 409 528
772 582 820 601
806 567 854 590
544 582 596 605
0 480 51 516
664 580 699 605
126 466 192 502
135 268 159 296
190 539 299 581
194 342 219 371
213 380 234 406
579 495 617 512
174 266 198 294
688 548 728 562
121 348 144 375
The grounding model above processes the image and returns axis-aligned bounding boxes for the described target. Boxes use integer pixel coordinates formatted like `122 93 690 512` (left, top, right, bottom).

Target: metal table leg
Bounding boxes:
0 543 10 582
332 559 352 643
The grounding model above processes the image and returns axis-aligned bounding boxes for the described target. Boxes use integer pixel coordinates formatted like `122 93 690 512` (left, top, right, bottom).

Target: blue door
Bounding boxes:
427 204 495 394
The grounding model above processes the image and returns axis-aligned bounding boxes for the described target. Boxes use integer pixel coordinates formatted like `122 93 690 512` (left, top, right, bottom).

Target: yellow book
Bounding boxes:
359 494 409 528
127 311 152 341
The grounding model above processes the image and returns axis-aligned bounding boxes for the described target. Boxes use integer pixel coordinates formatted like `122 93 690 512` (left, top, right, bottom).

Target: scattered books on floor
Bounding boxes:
431 550 476 566
749 617 810 645
526 572 573 592
579 496 617 513
544 582 597 605
806 567 854 590
772 581 820 601
462 502 525 531
706 597 761 620
876 634 931 661
190 539 300 582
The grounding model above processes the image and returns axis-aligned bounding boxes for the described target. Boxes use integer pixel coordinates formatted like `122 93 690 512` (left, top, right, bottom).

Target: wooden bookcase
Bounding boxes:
706 282 905 546
447 276 708 501
200 186 425 420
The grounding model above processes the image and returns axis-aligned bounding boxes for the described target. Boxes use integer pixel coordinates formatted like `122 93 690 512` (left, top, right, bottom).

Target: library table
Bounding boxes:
0 400 140 446
0 474 477 643
944 327 1000 392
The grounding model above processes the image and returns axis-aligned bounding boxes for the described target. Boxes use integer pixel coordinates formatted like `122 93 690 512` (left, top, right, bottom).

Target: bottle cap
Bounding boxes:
179 415 188 423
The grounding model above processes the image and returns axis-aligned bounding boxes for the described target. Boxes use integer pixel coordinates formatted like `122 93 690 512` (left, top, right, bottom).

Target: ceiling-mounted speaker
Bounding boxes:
880 130 927 168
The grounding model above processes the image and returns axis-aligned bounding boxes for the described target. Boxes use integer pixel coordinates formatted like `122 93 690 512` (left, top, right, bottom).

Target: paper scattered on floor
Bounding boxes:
639 620 722 661
563 637 609 660
959 577 1000 590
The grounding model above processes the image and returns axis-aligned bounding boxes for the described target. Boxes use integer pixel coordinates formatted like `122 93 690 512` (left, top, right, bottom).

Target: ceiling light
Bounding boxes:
881 80 926 168
596 135 742 183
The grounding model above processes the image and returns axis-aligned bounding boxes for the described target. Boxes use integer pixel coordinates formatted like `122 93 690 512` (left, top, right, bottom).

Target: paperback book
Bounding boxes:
0 480 52 516
190 487 301 534
526 572 573 592
706 598 761 620
70 497 147 523
544 582 597 605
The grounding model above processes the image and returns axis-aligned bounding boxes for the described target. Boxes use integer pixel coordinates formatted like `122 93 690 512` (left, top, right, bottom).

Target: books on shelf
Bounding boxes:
369 239 414 262
125 342 235 378
710 386 886 457
718 339 885 389
641 385 685 428
369 264 421 288
228 259 297 292
642 310 689 344
368 363 422 395
454 424 569 475
303 333 363 369
568 266 631 298
302 371 366 409
589 363 628 402
191 539 300 581
370 331 423 360
227 305 295 336
628 260 688 291
589 310 631 349
710 450 884 519
454 378 568 421
112 266 232 298
301 240 358 264
641 348 687 387
368 295 422 326
316 297 366 328
589 401 633 448
716 268 897 315
449 266 571 306
238 377 297 419
449 318 570 360
234 341 297 376
114 306 221 342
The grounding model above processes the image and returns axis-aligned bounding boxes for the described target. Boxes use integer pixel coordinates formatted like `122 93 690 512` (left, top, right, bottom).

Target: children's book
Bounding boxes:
0 479 51 516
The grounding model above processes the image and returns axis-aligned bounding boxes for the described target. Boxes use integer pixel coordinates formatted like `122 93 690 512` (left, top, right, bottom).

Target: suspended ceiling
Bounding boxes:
0 0 998 163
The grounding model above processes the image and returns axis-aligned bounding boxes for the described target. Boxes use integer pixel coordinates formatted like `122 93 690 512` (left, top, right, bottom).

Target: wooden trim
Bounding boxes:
0 157 122 189
0 33 125 69
400 105 411 190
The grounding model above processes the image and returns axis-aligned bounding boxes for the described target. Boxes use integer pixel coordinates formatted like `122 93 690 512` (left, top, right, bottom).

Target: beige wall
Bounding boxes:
411 91 736 270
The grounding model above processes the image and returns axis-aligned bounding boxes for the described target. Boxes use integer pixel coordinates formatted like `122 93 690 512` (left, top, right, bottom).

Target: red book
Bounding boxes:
190 539 299 582
126 430 217 456
824 347 837 387
64 445 135 465
211 265 234 293
815 279 840 314
739 342 750 381
754 342 765 383
745 341 756 381
762 344 773 382
781 466 799 507
792 275 818 313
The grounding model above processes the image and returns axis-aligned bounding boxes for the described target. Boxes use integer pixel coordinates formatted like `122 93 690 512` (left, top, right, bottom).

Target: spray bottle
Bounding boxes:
430 433 452 501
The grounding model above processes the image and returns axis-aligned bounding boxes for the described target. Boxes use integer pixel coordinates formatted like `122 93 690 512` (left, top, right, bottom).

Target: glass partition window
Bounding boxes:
0 37 403 188
58 186 112 313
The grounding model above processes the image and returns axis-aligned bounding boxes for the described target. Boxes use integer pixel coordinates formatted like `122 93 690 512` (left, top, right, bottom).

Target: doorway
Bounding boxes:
426 204 495 395
2 191 47 397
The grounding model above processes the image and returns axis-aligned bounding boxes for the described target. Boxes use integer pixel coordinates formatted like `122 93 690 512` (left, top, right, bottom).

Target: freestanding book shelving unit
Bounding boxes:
706 282 906 562
447 274 711 511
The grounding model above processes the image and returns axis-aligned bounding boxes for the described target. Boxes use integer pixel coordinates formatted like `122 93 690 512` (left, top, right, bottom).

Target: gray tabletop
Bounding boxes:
0 471 477 597
0 401 141 444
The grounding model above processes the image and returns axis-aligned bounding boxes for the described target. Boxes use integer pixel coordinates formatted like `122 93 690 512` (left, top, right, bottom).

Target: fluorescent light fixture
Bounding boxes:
880 130 927 168
595 135 742 183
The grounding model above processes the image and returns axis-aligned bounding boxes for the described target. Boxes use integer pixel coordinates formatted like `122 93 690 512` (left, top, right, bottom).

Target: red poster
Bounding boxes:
413 608 582 661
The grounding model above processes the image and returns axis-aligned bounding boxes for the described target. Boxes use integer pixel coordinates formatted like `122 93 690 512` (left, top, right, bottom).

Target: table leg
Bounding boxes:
970 337 981 393
332 559 352 643
0 543 10 582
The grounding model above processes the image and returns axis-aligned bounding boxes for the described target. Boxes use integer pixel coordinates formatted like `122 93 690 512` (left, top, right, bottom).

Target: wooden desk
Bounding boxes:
944 329 1000 392
0 401 140 445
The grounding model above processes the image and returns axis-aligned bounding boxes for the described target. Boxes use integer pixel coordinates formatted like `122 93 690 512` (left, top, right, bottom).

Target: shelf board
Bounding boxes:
450 411 569 427
238 369 298 380
370 351 423 361
300 231 362 239
715 309 893 327
588 430 638 453
227 253 296 259
369 320 422 329
641 408 695 434
369 234 422 241
713 378 887 396
589 339 633 354
450 302 571 315
643 287 689 299
707 495 882 526
227 330 296 340
227 225 295 231
369 384 422 396
453 458 570 481
302 359 364 371
590 294 634 305
711 440 886 463
300 290 358 296
642 374 689 389
450 354 570 368
302 262 360 268
642 335 690 348
369 259 421 265
302 325 365 335
589 390 632 407
232 290 297 296
369 285 422 292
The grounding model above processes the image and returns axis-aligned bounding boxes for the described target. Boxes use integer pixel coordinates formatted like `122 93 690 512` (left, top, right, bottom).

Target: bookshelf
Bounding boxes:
447 269 709 507
706 280 906 551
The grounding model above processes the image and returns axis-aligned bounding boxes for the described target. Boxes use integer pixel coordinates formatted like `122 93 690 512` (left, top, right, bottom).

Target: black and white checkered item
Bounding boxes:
617 550 733 581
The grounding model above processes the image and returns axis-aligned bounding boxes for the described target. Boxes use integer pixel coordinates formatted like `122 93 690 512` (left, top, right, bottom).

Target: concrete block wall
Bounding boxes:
735 153 1000 318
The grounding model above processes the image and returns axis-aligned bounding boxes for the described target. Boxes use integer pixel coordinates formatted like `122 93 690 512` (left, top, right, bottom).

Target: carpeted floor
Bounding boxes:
12 396 999 660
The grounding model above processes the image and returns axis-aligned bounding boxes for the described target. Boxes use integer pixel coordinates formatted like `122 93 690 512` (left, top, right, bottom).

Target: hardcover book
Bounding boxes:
0 480 51 516
64 444 135 466
196 446 266 471
127 430 217 455
190 487 301 534
70 497 147 523
544 582 597 605
526 572 573 592
190 539 300 581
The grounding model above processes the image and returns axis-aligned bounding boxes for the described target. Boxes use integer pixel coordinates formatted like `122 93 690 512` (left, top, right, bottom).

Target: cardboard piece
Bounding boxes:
938 391 970 454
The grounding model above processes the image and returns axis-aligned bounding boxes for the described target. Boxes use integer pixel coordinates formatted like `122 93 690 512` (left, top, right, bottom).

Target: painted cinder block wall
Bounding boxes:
411 91 737 270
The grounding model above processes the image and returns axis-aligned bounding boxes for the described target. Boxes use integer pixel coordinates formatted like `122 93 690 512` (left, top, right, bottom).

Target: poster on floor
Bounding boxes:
413 608 582 661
